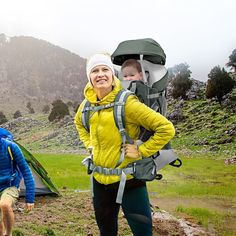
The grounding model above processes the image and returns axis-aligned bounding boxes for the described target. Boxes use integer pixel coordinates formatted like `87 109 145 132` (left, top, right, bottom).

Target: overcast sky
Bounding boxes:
1 0 235 81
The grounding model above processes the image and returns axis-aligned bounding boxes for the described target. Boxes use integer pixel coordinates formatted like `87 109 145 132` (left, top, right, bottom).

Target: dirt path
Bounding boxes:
13 190 213 236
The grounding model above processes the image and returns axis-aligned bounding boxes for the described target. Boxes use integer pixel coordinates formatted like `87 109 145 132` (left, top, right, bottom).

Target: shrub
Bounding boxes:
48 99 70 122
0 111 8 125
13 110 22 119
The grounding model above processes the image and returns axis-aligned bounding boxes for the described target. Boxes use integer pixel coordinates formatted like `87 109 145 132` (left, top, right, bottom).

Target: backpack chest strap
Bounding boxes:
83 102 115 112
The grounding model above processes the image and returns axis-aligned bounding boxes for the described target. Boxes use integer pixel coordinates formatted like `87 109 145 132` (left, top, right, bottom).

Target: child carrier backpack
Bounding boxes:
82 38 181 204
111 38 181 151
112 38 169 116
81 89 181 204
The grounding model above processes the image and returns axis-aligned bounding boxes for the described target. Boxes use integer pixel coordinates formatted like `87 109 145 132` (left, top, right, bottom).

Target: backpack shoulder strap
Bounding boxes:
81 99 117 132
113 89 134 143
113 89 134 167
81 99 91 132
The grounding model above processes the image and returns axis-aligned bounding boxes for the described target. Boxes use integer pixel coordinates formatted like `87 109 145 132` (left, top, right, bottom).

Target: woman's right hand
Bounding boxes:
124 143 141 159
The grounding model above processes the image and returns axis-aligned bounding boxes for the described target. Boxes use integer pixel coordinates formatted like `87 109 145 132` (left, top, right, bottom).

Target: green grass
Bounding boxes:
175 205 236 236
34 153 236 198
147 155 236 235
34 153 90 190
34 153 236 235
176 205 223 229
148 156 236 197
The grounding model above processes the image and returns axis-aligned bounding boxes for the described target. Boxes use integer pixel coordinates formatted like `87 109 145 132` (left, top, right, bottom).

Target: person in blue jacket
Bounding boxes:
0 128 35 236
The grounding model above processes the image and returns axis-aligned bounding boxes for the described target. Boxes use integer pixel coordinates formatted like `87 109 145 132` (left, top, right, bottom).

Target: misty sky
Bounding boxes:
1 0 235 82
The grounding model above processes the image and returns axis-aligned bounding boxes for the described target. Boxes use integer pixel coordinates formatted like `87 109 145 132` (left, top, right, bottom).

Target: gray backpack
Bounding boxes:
81 89 181 204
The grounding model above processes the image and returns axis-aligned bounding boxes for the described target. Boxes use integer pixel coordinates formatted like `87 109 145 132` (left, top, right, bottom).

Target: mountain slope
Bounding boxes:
1 87 235 157
0 33 87 114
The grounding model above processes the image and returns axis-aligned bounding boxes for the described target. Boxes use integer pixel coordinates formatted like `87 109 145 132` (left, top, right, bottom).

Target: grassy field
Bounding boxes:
33 153 236 236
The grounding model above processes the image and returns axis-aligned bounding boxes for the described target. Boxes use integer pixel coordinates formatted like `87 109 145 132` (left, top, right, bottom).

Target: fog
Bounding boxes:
1 0 235 81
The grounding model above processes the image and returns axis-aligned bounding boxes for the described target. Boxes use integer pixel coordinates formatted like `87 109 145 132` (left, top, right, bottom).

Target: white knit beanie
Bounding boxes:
86 53 115 80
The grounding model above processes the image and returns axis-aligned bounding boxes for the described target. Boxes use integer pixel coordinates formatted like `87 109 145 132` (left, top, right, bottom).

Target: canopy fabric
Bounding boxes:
112 38 166 66
16 141 60 196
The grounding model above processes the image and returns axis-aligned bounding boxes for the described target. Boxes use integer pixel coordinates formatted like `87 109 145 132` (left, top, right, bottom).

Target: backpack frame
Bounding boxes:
81 89 181 204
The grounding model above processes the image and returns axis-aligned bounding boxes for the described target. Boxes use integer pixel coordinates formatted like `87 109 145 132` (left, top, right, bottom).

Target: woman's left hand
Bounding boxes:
124 143 141 159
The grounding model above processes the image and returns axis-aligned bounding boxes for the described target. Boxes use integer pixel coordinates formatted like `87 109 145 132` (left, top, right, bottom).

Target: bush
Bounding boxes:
0 111 8 125
13 110 22 119
48 99 70 122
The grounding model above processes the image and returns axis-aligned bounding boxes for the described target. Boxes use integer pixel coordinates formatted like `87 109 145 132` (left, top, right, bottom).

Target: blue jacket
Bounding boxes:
0 138 35 203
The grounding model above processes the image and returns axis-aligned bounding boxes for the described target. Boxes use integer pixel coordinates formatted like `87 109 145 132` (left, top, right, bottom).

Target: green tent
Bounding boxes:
16 141 60 197
112 38 166 66
0 126 60 197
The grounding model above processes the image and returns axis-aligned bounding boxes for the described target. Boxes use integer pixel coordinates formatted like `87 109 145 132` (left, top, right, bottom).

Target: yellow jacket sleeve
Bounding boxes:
125 96 175 157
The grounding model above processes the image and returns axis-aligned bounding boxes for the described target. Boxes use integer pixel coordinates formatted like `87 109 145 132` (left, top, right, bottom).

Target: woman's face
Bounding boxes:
90 65 113 91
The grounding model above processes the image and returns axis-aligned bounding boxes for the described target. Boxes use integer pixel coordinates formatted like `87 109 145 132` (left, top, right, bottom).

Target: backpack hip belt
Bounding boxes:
82 156 133 204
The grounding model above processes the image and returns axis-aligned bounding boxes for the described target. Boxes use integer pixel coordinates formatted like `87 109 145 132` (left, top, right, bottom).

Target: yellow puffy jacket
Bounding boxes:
74 77 175 185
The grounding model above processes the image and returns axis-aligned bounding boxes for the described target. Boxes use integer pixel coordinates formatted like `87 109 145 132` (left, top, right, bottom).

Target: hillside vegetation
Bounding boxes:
168 88 236 157
1 88 235 158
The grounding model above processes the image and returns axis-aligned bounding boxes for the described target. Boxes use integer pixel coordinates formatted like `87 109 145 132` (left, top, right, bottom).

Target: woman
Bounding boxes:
74 53 175 236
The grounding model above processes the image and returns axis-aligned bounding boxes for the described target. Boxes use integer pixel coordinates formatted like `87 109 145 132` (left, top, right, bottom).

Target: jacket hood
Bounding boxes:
84 76 122 104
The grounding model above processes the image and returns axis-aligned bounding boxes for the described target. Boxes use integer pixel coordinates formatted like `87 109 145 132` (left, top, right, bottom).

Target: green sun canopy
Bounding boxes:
112 38 166 66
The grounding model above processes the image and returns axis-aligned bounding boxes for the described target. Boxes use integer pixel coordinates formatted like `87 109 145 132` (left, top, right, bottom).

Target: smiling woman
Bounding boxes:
74 53 175 236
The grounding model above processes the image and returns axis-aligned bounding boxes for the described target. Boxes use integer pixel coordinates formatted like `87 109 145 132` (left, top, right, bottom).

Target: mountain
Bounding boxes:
0 33 87 115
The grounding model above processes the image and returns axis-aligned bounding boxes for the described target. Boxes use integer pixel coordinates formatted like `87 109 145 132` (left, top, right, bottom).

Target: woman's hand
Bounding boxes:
124 143 141 159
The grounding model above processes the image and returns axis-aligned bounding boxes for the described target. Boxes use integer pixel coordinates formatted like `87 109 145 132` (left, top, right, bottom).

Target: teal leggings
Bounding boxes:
93 178 152 236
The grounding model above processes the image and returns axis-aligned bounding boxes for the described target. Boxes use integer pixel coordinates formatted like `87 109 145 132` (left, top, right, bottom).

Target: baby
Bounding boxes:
121 59 143 81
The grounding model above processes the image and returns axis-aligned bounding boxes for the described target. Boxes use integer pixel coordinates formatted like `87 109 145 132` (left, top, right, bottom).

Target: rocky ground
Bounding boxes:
14 190 213 236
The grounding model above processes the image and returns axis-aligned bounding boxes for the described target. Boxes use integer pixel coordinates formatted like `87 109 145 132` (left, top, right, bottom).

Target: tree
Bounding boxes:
206 66 235 105
170 63 193 99
26 102 35 114
171 74 193 99
13 110 22 119
48 99 70 122
168 63 192 80
226 49 236 72
0 111 8 125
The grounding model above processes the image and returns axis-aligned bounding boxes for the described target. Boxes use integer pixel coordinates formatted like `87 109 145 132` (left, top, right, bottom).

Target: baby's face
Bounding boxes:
122 66 143 81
